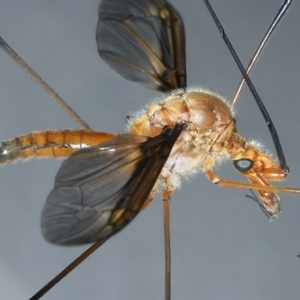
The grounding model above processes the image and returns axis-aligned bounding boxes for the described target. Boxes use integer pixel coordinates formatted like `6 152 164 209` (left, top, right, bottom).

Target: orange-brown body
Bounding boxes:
0 88 293 218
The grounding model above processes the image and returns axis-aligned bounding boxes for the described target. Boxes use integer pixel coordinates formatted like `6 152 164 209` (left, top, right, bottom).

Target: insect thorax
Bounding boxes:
129 89 247 191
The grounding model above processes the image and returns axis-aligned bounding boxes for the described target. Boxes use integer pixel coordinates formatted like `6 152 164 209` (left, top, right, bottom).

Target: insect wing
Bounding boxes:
96 0 186 91
41 125 184 245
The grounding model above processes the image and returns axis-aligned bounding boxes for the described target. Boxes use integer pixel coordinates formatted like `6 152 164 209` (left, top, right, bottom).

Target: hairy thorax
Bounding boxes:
129 88 247 192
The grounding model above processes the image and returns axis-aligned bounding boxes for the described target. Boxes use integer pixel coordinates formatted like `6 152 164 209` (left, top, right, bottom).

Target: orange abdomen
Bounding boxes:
0 130 117 164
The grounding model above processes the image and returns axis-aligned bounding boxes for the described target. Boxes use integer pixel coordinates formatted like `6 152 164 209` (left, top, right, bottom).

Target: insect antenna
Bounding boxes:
203 0 292 173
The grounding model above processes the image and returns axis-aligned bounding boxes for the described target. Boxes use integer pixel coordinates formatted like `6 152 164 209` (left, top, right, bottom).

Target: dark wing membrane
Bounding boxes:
96 0 186 91
41 124 184 245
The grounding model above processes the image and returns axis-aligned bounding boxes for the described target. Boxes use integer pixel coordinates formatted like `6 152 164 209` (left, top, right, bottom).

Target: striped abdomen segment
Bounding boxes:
0 130 117 164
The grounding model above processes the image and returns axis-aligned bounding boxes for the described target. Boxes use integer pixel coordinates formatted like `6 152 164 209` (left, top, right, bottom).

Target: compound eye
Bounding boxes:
233 159 254 172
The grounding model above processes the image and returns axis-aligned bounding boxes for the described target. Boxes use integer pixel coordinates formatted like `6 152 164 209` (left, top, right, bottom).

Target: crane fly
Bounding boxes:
0 0 299 299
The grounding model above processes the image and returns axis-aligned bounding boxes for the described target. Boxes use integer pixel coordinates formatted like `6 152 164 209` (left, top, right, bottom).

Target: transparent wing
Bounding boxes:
96 0 186 91
41 124 184 245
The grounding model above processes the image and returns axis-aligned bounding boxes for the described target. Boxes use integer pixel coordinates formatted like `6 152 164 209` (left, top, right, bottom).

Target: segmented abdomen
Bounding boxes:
0 130 117 164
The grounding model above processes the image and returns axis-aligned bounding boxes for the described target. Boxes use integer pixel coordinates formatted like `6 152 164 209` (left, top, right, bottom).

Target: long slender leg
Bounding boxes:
29 240 107 300
0 36 91 129
205 170 300 194
162 188 172 300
